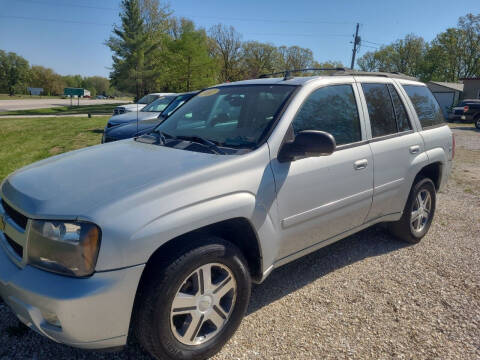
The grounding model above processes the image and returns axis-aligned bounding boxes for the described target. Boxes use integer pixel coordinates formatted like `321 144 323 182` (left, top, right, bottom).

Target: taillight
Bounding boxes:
463 105 469 113
452 133 455 159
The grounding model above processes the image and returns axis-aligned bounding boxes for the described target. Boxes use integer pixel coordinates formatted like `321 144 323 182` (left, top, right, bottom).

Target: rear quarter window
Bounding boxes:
403 85 445 128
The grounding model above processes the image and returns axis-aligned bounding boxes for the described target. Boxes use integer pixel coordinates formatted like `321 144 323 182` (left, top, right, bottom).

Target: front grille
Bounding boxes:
1 200 28 229
5 234 23 258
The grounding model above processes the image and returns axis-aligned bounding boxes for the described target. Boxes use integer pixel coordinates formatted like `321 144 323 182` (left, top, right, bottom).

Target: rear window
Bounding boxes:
362 83 397 137
403 85 444 128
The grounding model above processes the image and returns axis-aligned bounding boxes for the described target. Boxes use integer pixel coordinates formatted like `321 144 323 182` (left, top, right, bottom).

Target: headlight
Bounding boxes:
28 220 101 277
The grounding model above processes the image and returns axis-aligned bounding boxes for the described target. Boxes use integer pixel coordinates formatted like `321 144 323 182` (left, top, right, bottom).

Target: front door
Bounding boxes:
270 83 374 260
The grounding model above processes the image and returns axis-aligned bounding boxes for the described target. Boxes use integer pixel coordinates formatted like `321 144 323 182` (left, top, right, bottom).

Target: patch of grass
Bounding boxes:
0 116 108 182
0 103 119 116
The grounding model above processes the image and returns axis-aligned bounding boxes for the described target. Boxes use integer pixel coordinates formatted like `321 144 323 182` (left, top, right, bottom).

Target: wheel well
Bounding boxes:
144 217 263 282
415 162 442 190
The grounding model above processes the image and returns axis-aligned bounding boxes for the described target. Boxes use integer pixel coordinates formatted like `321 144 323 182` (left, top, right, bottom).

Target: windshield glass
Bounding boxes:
138 94 159 104
155 85 296 149
161 93 195 117
142 96 175 112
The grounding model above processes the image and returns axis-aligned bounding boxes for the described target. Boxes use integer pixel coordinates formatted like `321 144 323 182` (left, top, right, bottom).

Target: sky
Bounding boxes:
0 0 479 77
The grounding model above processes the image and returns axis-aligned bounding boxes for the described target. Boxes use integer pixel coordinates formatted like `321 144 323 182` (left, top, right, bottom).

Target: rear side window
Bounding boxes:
362 83 397 137
292 84 361 145
387 84 411 132
403 85 445 128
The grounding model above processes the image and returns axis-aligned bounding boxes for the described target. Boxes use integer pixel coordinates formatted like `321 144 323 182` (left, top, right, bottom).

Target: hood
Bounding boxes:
106 119 161 140
1 141 230 219
108 111 160 126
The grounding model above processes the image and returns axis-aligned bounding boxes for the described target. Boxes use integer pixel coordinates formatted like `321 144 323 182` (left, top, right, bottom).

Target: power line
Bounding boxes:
15 0 355 26
0 15 111 26
363 40 382 46
15 0 117 11
245 32 352 38
0 15 354 40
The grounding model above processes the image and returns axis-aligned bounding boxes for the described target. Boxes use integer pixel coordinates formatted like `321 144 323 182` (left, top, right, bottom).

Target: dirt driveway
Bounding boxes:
0 125 479 360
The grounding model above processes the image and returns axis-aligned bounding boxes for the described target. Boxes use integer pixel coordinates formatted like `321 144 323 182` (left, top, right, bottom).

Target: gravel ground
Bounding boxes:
1 126 479 360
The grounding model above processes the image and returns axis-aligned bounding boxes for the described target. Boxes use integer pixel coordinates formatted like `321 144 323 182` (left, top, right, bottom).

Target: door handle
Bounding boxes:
409 145 420 154
354 159 368 170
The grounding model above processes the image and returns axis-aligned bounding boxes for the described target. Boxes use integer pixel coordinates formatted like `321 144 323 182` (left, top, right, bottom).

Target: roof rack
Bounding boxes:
258 68 417 81
259 68 346 80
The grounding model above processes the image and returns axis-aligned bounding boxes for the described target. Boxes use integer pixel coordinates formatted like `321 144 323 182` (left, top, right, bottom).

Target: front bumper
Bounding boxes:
0 240 144 349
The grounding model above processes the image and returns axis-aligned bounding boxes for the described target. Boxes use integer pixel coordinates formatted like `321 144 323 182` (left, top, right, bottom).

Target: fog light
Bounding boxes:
41 310 61 328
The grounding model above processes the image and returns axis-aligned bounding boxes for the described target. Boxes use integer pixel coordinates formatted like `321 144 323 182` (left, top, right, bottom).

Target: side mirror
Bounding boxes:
278 130 336 163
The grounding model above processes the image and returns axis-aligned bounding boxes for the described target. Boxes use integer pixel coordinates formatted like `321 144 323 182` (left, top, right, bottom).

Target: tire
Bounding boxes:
134 236 251 360
475 115 480 129
388 177 436 244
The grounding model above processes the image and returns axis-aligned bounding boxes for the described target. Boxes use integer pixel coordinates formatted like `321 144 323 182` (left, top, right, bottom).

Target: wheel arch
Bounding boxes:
142 217 263 283
414 161 443 190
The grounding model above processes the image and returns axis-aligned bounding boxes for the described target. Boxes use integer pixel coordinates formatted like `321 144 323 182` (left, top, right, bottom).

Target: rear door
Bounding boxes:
356 77 427 221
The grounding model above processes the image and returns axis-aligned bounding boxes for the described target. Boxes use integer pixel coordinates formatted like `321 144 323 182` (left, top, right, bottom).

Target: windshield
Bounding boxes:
142 96 175 112
160 93 195 117
138 94 159 104
155 85 296 149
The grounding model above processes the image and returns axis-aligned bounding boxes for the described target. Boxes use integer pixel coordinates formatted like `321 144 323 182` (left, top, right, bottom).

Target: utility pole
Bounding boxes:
350 23 360 69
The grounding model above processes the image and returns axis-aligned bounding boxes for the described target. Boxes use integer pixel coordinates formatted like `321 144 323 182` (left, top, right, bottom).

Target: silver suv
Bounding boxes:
0 71 453 360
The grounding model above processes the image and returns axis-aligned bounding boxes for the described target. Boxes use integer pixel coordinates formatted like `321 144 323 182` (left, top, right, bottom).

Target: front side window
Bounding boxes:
291 84 361 145
362 83 397 138
402 85 445 128
142 96 175 112
156 85 296 149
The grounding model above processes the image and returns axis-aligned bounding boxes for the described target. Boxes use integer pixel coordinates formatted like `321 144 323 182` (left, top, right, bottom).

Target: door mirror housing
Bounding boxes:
278 130 336 163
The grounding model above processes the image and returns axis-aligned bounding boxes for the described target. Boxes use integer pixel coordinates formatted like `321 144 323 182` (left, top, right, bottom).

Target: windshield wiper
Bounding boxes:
176 135 225 155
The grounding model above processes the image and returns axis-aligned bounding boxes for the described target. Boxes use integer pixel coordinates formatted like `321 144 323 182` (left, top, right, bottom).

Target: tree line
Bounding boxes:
107 0 342 99
357 13 480 82
0 50 113 97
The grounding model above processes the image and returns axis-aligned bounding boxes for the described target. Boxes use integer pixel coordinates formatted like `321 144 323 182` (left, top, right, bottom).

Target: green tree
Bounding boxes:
106 0 157 99
30 66 65 95
83 76 110 96
208 24 242 82
276 45 315 74
165 19 217 91
357 34 426 77
239 41 279 78
0 50 30 95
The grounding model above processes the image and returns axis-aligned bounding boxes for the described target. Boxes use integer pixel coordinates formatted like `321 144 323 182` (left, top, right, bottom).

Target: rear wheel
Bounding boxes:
388 177 436 243
134 237 251 360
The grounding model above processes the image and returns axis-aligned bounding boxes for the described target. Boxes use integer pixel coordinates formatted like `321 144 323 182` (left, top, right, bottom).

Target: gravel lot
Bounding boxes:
1 125 479 360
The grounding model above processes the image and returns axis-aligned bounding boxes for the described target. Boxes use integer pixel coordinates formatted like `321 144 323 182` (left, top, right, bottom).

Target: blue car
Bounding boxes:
102 91 198 143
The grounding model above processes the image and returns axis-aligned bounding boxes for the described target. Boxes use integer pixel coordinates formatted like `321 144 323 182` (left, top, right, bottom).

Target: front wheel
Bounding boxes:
134 237 251 360
388 177 436 243
475 115 480 129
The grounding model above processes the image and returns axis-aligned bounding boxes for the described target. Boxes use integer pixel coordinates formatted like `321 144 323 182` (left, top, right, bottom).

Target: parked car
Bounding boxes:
113 92 175 115
102 91 198 143
106 94 177 129
449 99 480 128
0 71 453 360
96 95 107 100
